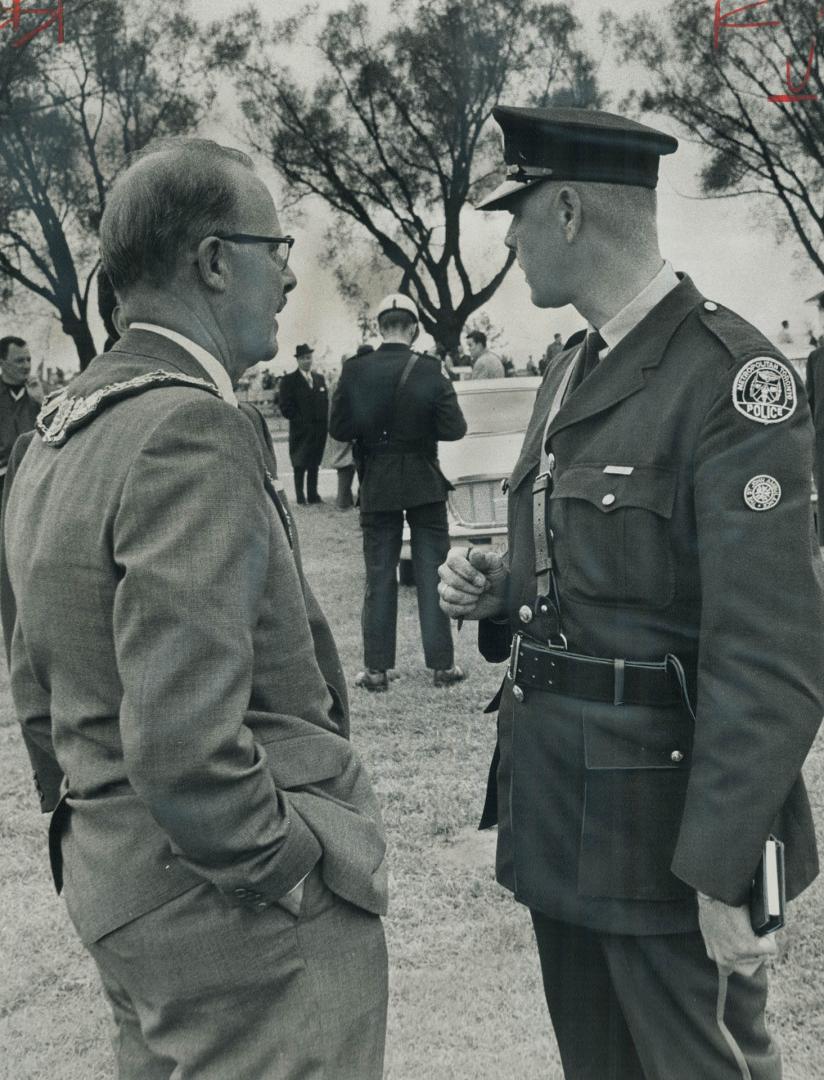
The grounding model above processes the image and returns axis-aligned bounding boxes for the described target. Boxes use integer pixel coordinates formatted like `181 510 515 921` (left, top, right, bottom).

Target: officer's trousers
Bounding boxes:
360 500 454 671
530 913 780 1080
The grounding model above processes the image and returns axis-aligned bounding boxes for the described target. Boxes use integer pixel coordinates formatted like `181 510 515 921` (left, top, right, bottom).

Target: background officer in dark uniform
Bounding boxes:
330 292 467 691
438 106 824 1078
0 336 41 500
278 342 328 504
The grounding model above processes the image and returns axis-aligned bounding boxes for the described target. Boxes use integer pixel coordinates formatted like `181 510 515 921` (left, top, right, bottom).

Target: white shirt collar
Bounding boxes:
596 262 680 357
129 323 238 407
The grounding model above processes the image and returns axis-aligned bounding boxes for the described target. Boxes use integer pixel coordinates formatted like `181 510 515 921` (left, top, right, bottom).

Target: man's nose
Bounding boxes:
282 265 297 295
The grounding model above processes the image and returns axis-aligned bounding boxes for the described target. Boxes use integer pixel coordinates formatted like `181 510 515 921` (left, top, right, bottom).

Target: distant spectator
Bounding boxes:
502 357 515 377
539 332 564 375
466 330 505 379
778 319 793 345
278 344 329 505
527 358 539 375
0 336 41 499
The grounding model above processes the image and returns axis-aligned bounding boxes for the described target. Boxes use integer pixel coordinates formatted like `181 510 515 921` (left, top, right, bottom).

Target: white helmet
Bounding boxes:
375 292 419 321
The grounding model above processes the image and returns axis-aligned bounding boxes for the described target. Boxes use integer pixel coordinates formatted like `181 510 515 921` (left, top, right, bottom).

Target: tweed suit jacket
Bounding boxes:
1 329 387 945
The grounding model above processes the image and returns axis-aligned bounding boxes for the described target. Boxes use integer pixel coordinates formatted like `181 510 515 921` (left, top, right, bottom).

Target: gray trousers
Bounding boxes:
531 914 780 1080
88 868 388 1080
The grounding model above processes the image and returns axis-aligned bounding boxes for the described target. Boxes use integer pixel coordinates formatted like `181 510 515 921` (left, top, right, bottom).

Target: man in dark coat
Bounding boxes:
805 341 824 543
438 105 824 1078
330 292 467 690
0 336 41 500
278 343 328 504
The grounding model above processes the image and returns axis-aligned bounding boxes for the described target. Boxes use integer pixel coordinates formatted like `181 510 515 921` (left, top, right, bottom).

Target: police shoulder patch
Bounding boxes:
743 475 782 511
732 356 797 425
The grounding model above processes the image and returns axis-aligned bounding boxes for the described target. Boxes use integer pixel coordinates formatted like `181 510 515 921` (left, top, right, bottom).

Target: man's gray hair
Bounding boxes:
100 137 255 292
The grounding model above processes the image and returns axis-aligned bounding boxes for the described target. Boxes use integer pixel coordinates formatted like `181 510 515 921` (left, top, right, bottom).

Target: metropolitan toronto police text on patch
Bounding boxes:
743 475 782 511
732 357 797 425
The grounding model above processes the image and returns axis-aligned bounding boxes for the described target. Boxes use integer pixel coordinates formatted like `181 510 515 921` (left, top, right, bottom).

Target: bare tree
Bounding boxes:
0 0 213 366
604 0 824 276
212 0 603 351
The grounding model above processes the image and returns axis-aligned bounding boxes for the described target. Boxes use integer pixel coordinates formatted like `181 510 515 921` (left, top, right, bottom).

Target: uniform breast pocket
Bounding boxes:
550 463 677 608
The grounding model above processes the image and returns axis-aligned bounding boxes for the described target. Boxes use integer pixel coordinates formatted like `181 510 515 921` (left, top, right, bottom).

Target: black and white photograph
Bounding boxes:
1 0 823 1077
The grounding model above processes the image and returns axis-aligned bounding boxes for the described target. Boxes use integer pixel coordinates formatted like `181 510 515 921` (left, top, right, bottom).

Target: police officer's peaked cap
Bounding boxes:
477 106 679 211
375 293 419 321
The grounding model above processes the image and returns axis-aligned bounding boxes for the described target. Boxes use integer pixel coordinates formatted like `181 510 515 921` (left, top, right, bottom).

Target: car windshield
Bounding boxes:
458 388 538 435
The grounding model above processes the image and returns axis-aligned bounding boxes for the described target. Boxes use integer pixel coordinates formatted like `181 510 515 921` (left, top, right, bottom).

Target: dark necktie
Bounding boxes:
568 330 606 395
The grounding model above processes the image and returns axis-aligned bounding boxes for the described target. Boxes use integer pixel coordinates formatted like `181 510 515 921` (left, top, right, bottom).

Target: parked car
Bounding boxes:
399 376 540 583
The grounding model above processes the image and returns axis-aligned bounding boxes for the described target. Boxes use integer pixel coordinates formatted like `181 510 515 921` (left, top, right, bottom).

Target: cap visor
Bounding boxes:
475 177 544 211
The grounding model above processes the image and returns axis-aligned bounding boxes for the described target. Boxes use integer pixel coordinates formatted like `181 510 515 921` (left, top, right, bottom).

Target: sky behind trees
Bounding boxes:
14 0 824 374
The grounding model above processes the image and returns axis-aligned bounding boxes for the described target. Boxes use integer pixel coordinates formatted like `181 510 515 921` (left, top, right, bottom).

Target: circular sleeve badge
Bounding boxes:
743 475 782 511
732 357 797 424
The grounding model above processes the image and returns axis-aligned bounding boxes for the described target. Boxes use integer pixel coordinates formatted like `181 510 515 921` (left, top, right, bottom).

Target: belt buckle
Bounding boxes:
507 633 522 681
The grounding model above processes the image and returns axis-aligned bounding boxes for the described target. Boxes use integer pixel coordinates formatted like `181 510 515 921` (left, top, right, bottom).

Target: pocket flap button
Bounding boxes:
519 605 533 624
602 493 616 507
670 750 684 763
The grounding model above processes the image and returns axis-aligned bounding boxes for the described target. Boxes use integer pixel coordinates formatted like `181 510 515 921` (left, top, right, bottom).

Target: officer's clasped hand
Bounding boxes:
437 547 507 621
696 892 778 977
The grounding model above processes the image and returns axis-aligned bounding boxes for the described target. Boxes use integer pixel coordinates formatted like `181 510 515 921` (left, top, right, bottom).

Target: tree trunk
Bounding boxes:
62 314 98 370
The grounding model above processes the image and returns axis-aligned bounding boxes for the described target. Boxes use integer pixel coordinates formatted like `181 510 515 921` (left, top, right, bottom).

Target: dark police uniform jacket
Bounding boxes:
479 275 824 935
278 368 328 469
329 343 467 513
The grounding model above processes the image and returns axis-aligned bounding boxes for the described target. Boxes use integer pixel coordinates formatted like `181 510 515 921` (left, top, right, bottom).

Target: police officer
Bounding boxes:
330 293 467 690
438 106 824 1078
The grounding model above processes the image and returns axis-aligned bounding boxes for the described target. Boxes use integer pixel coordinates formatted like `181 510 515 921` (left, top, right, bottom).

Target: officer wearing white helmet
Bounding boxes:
330 292 467 690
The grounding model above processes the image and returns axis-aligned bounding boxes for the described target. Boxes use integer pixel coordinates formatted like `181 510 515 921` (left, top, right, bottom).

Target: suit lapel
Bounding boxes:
545 275 703 444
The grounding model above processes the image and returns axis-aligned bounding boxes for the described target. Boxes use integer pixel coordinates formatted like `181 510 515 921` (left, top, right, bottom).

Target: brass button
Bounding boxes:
254 900 268 911
518 605 533 624
234 888 249 898
703 301 718 312
602 493 616 507
670 750 684 763
512 685 525 703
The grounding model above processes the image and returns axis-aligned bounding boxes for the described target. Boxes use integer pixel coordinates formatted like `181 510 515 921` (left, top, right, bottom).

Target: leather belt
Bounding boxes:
508 634 686 708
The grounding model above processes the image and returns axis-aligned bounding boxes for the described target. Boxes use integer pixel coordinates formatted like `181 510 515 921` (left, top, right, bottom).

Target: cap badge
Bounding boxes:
743 475 782 511
732 357 797 425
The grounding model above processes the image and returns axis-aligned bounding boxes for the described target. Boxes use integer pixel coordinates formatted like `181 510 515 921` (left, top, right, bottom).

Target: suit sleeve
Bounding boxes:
433 372 467 442
112 398 321 902
329 369 355 442
278 373 297 420
1 431 64 813
670 362 824 904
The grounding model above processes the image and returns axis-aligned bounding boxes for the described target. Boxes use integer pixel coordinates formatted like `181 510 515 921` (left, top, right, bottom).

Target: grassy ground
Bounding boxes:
1 470 822 1079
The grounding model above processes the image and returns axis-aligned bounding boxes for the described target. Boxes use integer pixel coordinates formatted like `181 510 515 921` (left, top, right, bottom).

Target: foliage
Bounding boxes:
211 0 603 350
0 0 213 366
604 0 824 276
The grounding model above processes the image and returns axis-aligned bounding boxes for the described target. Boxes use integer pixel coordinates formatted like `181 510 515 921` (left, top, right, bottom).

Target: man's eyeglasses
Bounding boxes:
215 233 295 270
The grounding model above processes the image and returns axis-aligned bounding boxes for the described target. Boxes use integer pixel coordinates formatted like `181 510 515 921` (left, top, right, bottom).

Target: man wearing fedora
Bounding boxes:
438 104 824 1078
279 343 328 504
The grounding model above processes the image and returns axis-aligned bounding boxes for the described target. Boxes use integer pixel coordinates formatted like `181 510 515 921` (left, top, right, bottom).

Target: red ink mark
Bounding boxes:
0 1 64 48
713 0 782 49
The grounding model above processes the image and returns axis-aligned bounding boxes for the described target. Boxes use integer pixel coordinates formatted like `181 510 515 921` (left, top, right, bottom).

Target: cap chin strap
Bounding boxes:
506 164 555 182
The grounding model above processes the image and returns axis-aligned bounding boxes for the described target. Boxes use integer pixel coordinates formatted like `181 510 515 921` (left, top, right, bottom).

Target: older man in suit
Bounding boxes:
1 137 388 1080
278 343 329 504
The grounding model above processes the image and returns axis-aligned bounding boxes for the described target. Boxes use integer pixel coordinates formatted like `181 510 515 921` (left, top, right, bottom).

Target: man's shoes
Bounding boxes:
295 494 306 505
433 664 466 687
307 495 324 504
355 668 389 692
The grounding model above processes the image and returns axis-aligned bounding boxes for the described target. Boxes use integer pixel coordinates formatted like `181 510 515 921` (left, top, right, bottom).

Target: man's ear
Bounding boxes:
557 186 582 244
112 305 128 337
411 323 420 344
195 237 229 292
